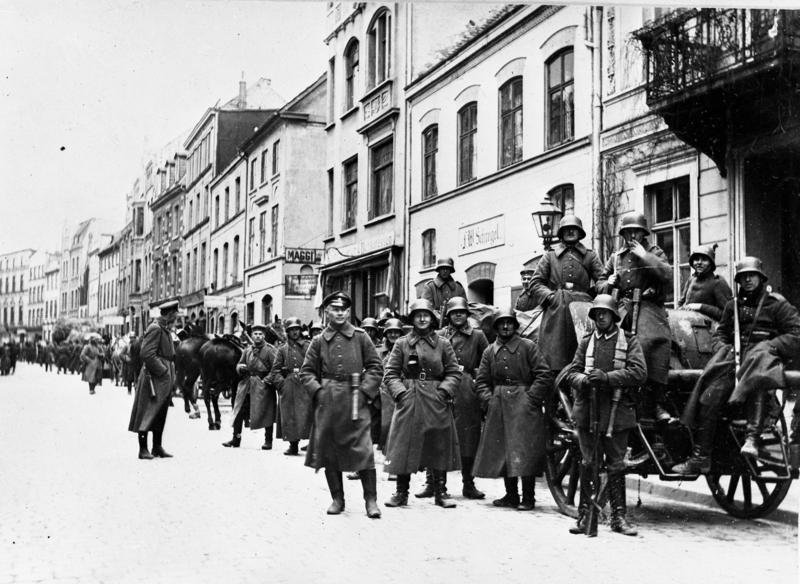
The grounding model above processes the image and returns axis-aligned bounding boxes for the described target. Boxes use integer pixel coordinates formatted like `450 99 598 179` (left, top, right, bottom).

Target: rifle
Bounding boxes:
733 293 742 375
586 385 601 537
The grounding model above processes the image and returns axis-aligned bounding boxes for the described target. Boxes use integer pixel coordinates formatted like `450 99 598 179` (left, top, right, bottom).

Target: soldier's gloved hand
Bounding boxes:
607 274 619 288
587 370 608 387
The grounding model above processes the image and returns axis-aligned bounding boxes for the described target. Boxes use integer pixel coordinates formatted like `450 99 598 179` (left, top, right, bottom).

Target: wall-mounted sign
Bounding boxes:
458 215 505 256
285 247 323 265
285 275 318 297
328 233 394 262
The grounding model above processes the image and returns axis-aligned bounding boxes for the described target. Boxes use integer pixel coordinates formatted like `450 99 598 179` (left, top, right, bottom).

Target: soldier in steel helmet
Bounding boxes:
677 244 732 321
360 316 384 457
361 317 381 346
269 317 312 456
530 215 605 374
299 291 384 518
383 298 462 509
378 318 405 452
564 294 647 536
598 211 674 423
421 257 467 323
473 309 552 511
674 256 800 474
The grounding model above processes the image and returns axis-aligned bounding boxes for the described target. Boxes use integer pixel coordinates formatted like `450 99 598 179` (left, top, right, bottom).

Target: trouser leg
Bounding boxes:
262 424 273 450
151 403 172 457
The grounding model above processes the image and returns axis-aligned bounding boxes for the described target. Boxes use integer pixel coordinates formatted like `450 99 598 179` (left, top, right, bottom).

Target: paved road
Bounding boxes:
0 363 797 584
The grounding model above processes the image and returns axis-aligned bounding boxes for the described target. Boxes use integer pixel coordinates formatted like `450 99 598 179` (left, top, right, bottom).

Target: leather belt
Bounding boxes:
323 374 350 382
500 378 524 385
409 373 442 382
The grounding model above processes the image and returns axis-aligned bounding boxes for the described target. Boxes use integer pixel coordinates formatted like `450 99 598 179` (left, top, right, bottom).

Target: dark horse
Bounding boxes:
198 337 243 430
175 335 208 421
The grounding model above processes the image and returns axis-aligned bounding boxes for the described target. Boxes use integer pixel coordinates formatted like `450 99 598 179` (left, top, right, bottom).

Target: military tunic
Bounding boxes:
437 323 489 457
421 275 467 320
128 319 176 433
531 242 605 370
677 273 733 321
270 339 312 442
598 242 672 384
300 322 384 471
473 335 553 478
383 331 462 474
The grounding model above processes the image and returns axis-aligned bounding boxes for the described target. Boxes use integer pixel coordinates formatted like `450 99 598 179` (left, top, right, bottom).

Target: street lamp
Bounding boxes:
531 199 564 251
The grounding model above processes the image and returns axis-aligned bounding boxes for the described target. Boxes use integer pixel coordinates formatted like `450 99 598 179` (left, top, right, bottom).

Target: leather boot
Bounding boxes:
433 470 456 508
360 469 382 519
151 428 172 458
415 469 435 498
284 441 300 456
609 474 637 536
651 383 676 424
742 393 765 458
324 469 345 515
385 474 410 507
137 432 153 460
262 426 273 450
222 434 241 448
493 477 520 507
518 476 536 511
673 413 715 474
569 465 592 534
461 457 485 499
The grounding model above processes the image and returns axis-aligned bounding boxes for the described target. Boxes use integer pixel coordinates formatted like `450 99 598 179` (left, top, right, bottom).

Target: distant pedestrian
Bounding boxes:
80 336 102 395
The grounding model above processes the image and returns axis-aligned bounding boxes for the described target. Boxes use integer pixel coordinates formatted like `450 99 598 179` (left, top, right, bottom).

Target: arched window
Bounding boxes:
546 48 574 147
457 102 478 185
367 9 391 89
261 294 272 325
422 125 438 200
344 39 360 110
499 76 523 168
547 183 575 215
218 314 225 335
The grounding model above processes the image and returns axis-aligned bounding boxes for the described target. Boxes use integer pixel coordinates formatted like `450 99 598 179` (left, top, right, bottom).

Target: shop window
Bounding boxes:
458 102 477 185
546 49 574 148
422 229 436 269
647 176 691 305
422 125 438 200
370 140 393 219
499 77 523 168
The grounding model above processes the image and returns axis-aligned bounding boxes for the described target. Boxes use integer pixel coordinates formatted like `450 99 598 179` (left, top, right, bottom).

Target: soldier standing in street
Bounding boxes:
433 296 489 500
80 335 103 395
564 295 647 535
269 317 311 456
299 292 384 519
383 299 462 509
223 324 277 449
530 215 604 375
128 300 179 460
674 257 800 474
677 244 732 321
421 257 467 322
598 211 674 423
473 309 552 510
378 318 405 453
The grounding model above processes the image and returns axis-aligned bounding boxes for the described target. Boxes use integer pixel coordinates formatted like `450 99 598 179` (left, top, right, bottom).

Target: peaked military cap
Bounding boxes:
251 323 269 333
323 291 352 309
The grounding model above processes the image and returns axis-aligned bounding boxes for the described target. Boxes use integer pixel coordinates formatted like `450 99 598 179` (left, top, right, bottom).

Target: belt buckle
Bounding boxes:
419 372 427 381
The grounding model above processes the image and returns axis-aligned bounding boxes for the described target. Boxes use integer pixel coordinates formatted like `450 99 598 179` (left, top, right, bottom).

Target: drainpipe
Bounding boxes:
587 6 603 255
402 2 413 313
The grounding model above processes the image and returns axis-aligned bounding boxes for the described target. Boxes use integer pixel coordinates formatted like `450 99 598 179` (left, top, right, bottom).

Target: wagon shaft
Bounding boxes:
669 369 800 389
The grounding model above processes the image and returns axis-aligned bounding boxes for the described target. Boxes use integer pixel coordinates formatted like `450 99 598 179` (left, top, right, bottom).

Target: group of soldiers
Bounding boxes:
124 210 800 535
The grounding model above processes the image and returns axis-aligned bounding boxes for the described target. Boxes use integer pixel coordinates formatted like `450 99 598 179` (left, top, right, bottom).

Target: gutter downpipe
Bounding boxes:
403 2 412 313
588 6 604 256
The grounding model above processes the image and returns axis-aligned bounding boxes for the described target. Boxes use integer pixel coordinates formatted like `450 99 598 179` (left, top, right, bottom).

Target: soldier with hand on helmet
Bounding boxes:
677 244 732 321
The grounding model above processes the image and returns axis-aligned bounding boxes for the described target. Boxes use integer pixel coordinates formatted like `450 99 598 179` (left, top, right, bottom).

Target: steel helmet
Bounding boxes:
617 212 650 235
689 244 717 270
445 297 470 316
361 317 379 331
435 257 455 271
588 294 621 322
734 256 768 282
383 318 404 334
283 317 302 330
557 215 586 240
492 308 520 330
310 320 324 331
408 298 436 318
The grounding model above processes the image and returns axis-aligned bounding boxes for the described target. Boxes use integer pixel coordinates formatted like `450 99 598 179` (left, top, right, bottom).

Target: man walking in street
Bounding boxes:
269 317 311 456
223 324 277 450
422 257 467 323
300 292 384 518
128 300 179 460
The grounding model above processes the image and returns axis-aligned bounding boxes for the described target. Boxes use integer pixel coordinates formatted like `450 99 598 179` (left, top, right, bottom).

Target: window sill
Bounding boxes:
340 106 359 121
325 121 336 132
322 235 336 243
419 266 437 275
364 213 395 227
339 227 357 237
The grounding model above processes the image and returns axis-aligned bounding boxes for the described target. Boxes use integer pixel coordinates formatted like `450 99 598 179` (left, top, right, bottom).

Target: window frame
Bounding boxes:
367 9 391 89
546 48 575 148
369 138 393 220
344 39 360 111
343 157 358 230
646 176 691 307
422 229 437 269
457 102 478 186
498 76 523 168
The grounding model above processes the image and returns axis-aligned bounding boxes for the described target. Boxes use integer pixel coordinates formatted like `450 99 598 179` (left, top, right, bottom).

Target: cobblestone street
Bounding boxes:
0 363 797 584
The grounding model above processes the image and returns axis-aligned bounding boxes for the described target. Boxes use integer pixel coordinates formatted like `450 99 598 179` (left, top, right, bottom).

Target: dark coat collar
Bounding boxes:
554 241 587 257
323 321 355 341
593 325 620 340
434 275 456 289
494 334 521 354
408 330 439 348
443 323 473 338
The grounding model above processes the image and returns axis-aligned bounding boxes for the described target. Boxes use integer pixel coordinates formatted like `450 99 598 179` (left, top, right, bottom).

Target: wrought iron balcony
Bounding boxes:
635 9 800 105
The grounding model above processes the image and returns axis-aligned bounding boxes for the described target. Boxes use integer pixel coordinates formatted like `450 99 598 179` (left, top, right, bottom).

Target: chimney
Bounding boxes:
239 72 247 109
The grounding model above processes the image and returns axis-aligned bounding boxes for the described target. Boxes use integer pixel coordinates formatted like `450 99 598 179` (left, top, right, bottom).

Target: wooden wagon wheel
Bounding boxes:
544 388 582 518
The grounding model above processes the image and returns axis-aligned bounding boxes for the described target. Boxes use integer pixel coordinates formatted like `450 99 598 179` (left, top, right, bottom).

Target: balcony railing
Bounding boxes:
635 9 800 103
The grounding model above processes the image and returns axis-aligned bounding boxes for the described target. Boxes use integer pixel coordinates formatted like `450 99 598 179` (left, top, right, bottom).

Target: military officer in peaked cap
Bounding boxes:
422 257 467 323
300 291 384 518
515 265 538 312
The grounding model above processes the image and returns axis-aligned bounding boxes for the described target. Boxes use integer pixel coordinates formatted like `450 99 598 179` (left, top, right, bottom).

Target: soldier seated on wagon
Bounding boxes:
674 256 800 475
677 244 732 321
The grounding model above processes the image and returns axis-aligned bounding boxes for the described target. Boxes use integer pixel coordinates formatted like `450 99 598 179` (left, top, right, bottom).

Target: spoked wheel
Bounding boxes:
706 409 793 519
545 390 581 518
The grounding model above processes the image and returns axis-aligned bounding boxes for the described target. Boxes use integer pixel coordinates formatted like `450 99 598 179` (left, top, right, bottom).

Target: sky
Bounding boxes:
0 0 328 253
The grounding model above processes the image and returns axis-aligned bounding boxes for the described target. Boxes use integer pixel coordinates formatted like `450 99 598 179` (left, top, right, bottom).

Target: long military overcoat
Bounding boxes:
270 339 312 442
80 344 102 384
378 342 396 452
128 319 176 433
531 242 605 370
232 342 277 430
383 330 462 474
300 322 383 472
421 275 467 320
437 323 489 457
473 335 552 478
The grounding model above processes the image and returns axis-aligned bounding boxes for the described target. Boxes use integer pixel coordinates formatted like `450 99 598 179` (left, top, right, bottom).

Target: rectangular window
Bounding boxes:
224 187 230 222
422 126 438 200
327 168 334 236
647 176 691 306
200 243 206 287
234 177 241 213
261 150 268 183
328 57 336 123
422 229 436 268
259 212 267 263
458 103 477 185
547 50 575 147
186 252 191 291
232 237 239 282
250 159 257 191
135 207 144 236
343 158 358 230
193 247 198 290
271 205 279 258
499 77 523 168
272 141 280 175
248 217 256 267
370 140 393 219
214 196 220 228
213 248 219 288
174 204 180 236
